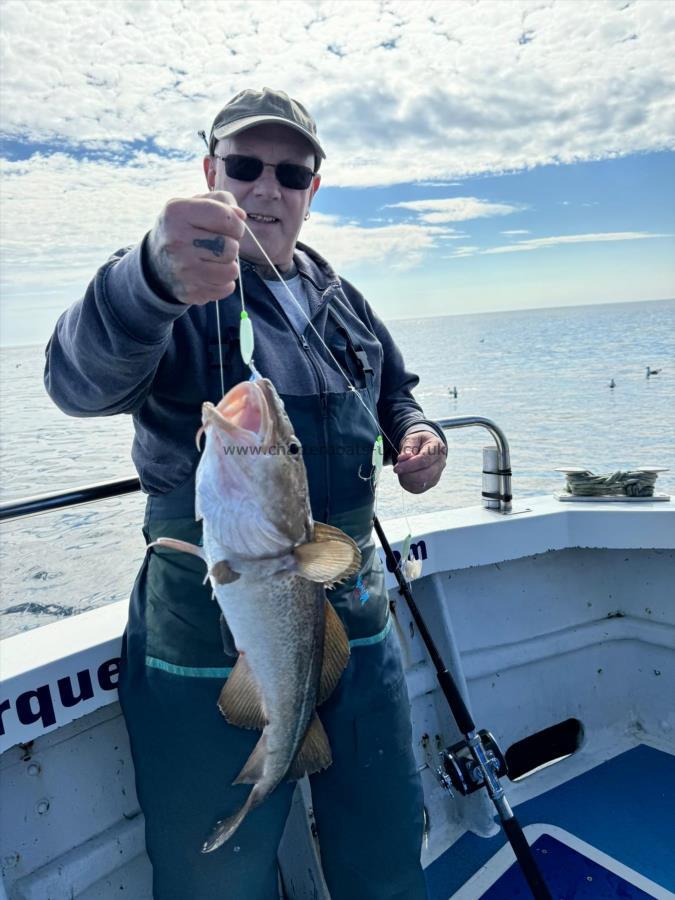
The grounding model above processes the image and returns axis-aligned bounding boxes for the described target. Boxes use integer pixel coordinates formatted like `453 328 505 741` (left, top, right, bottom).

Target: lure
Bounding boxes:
372 434 384 486
239 310 255 366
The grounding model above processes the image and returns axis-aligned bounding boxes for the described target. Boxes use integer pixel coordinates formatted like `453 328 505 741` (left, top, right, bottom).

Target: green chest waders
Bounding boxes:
117 303 428 900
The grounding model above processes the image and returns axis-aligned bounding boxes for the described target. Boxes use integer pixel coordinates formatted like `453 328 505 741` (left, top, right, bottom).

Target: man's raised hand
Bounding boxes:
146 191 247 305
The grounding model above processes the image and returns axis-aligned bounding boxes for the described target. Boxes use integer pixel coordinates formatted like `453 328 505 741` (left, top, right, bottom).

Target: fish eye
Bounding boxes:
288 441 300 456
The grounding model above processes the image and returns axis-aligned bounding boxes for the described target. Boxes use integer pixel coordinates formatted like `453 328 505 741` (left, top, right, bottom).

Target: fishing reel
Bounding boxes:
436 729 508 797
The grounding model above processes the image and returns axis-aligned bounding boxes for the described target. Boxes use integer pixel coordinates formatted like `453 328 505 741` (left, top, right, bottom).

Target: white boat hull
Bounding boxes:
2 497 674 898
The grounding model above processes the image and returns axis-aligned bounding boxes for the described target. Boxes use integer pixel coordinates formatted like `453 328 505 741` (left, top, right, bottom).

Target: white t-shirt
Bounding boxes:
263 274 310 334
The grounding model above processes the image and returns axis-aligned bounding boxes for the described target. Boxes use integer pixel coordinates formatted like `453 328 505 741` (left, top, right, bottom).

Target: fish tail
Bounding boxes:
201 785 262 853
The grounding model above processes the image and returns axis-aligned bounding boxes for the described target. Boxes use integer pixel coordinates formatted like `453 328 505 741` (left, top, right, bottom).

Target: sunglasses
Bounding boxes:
214 154 316 190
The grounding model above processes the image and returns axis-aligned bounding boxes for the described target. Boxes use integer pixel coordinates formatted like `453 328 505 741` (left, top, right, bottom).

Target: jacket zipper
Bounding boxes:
299 333 331 523
257 274 332 523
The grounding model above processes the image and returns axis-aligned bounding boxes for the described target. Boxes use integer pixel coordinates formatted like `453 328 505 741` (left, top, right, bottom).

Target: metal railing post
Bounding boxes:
436 416 512 513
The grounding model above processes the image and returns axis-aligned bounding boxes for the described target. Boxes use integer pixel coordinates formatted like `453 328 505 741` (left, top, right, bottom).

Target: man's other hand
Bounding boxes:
393 430 447 494
146 192 247 305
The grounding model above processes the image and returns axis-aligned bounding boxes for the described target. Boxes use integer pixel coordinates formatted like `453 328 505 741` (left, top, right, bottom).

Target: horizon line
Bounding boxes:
1 295 673 350
382 294 675 324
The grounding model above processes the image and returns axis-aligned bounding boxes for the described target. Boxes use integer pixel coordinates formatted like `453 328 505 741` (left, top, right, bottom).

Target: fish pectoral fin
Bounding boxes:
286 713 332 781
232 734 268 785
147 537 206 561
218 655 266 730
210 560 240 585
293 535 361 584
313 521 357 546
318 600 350 705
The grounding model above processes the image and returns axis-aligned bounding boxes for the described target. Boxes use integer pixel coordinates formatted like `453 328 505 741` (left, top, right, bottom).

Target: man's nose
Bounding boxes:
253 164 282 198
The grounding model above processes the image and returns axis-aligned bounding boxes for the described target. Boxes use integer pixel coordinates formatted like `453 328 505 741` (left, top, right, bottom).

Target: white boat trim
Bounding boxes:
1 495 673 753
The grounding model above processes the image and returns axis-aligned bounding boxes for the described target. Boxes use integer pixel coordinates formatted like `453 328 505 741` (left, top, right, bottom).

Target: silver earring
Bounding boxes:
304 210 311 221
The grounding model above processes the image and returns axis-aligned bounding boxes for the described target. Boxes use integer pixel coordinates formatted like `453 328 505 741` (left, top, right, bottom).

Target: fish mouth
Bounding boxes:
201 381 273 449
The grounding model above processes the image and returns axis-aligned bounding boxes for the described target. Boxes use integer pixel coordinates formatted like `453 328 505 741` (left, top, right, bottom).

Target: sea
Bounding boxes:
1 298 674 639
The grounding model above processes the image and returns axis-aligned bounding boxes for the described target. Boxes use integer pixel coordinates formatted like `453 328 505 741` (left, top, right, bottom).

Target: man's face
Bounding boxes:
203 123 320 270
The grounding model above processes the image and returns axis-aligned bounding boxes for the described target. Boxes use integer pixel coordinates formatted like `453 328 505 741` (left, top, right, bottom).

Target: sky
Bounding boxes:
1 0 674 346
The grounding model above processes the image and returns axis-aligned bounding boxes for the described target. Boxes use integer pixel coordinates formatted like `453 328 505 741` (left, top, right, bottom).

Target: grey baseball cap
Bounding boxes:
209 87 326 169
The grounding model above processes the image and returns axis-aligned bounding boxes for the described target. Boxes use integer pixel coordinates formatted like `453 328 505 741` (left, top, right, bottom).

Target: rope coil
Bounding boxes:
562 469 659 498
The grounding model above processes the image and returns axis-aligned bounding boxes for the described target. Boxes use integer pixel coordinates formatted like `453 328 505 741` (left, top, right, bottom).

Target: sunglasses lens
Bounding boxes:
224 155 263 182
223 155 313 189
276 163 314 190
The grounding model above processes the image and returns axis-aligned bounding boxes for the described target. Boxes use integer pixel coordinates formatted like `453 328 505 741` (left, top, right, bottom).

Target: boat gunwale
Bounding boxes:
1 495 674 753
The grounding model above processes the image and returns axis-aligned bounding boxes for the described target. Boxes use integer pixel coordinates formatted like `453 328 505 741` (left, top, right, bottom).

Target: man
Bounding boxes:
45 88 446 899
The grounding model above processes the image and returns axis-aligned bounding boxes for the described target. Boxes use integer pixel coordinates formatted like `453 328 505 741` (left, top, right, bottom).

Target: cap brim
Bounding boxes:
212 115 326 160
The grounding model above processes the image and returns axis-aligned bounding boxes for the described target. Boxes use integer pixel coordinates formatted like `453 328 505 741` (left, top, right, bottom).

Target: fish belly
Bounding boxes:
217 572 325 784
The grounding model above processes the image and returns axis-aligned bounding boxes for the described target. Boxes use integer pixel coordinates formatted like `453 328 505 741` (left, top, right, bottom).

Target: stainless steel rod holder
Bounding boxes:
436 416 512 513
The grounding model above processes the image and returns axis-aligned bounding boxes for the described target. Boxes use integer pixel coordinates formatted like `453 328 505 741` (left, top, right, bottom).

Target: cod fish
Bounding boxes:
150 377 360 853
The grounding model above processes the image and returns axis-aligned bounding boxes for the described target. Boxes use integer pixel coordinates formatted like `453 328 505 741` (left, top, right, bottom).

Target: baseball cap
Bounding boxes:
209 87 326 169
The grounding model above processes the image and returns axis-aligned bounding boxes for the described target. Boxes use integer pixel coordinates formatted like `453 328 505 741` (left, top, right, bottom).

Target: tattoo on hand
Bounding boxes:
193 236 225 257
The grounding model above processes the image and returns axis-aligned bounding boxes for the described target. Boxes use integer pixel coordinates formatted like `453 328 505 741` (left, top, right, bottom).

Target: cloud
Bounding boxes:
0 152 204 294
301 213 458 270
447 231 672 257
414 181 462 187
386 197 524 223
484 231 672 254
1 0 674 322
0 151 468 296
501 229 530 235
444 246 481 258
0 0 673 190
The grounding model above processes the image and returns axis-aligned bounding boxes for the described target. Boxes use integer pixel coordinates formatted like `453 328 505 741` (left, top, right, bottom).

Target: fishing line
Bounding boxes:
211 159 418 574
214 299 226 398
239 220 395 452
210 160 389 452
238 220 419 577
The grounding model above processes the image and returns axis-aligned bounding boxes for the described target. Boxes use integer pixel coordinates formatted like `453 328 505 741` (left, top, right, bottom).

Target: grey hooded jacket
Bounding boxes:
44 237 445 499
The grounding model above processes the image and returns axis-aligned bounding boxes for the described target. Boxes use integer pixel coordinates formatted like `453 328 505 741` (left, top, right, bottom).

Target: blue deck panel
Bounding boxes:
424 744 675 898
481 833 656 898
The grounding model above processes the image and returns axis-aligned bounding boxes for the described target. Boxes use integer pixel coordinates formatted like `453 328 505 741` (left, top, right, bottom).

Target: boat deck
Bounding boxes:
2 497 673 899
427 744 674 899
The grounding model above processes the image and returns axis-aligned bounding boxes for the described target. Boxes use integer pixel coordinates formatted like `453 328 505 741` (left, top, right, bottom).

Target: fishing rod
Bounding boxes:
205 162 547 893
372 515 553 900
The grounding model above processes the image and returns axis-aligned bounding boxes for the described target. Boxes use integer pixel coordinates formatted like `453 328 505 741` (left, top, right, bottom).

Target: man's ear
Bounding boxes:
203 156 215 190
310 173 321 203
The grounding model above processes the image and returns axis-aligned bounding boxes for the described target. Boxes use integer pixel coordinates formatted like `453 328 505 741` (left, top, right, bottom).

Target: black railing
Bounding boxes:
0 415 514 523
0 477 141 523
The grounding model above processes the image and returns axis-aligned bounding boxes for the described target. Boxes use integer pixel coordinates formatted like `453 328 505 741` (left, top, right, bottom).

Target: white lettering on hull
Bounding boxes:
0 657 120 752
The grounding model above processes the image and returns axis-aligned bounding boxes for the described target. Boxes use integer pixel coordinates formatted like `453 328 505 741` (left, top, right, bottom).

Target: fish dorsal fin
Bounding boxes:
318 600 350 706
218 654 266 731
293 525 361 584
148 537 206 561
286 713 332 781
